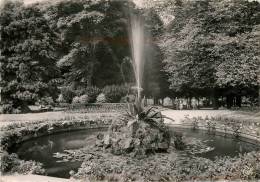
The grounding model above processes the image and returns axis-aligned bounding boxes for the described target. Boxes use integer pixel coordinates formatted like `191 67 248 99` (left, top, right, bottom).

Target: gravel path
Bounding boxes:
0 174 73 182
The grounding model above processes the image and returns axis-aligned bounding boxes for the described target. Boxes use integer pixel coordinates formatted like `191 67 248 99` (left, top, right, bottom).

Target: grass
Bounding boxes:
0 111 120 128
1 107 259 128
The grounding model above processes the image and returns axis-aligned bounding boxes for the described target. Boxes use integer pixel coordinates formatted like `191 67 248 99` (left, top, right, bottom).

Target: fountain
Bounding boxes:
92 12 172 158
130 14 145 102
8 7 260 182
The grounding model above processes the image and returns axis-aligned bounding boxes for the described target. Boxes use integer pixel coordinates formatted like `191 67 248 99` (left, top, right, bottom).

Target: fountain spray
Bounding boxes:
130 13 145 101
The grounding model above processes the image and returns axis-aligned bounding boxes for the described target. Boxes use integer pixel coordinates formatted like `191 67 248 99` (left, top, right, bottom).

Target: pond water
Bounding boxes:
14 127 259 178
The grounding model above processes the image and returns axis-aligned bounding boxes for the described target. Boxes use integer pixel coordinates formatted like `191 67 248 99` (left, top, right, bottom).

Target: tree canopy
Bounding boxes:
0 1 59 112
159 0 260 105
0 0 259 112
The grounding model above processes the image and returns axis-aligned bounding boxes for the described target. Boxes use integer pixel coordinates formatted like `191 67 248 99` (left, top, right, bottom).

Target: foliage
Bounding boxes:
78 94 89 104
0 1 60 112
56 94 65 103
1 152 20 173
0 104 14 114
1 0 259 108
72 95 89 104
160 0 260 102
72 96 80 104
72 148 260 181
102 85 129 103
143 43 170 99
39 96 55 106
49 0 134 88
0 152 45 175
85 86 101 103
60 87 75 103
96 93 106 103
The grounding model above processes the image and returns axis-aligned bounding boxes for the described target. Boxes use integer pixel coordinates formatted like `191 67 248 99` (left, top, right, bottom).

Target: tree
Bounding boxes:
160 0 260 107
0 1 59 112
45 0 134 89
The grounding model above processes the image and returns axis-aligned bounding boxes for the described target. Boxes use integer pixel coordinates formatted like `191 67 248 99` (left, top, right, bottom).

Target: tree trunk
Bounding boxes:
212 89 219 109
226 95 233 109
235 95 242 107
258 86 260 107
197 97 200 109
153 97 158 105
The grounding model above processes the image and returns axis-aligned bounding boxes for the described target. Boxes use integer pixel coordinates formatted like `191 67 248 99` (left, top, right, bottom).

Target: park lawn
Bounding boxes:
1 108 259 128
0 111 119 127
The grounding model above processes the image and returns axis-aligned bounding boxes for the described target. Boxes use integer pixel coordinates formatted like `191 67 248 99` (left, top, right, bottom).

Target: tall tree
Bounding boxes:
160 0 260 107
46 0 134 88
0 1 59 112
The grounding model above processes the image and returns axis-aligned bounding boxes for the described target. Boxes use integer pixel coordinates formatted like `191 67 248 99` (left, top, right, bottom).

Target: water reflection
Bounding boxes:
15 128 259 178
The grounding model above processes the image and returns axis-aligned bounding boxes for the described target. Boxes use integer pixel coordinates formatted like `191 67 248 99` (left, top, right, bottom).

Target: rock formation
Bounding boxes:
96 107 171 158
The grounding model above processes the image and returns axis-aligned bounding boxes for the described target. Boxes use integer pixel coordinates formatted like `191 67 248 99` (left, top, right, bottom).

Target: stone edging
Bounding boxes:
0 118 113 152
2 116 260 152
167 122 260 146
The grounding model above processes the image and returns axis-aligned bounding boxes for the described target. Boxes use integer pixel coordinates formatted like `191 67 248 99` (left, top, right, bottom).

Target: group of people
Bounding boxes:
174 97 198 110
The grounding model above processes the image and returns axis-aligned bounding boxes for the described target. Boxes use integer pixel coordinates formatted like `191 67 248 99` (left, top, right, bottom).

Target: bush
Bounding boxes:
0 104 14 114
60 87 75 103
85 86 101 103
1 152 20 173
102 85 129 103
39 96 54 106
96 93 106 103
0 152 45 175
74 89 85 97
72 96 80 104
72 87 101 103
78 95 89 104
11 160 45 175
56 94 65 103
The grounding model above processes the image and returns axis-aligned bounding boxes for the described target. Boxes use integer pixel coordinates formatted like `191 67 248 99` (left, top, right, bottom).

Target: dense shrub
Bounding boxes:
74 89 85 97
39 96 55 106
60 87 75 103
72 87 101 103
11 160 45 175
79 95 89 104
0 104 14 114
72 96 80 104
102 85 129 103
1 152 20 173
72 151 260 181
56 94 65 103
96 93 106 103
0 152 45 175
85 86 101 103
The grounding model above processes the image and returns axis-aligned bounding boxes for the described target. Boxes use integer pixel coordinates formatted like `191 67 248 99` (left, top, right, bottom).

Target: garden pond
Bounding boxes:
13 127 260 178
